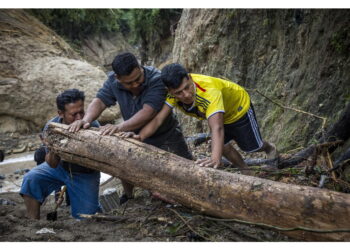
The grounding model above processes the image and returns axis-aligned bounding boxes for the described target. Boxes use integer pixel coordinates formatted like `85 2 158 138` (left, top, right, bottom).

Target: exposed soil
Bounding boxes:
0 180 290 242
0 140 293 242
0 136 348 242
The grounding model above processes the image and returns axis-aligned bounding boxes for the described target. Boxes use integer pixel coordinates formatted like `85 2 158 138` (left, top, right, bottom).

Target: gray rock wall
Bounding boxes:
0 10 120 135
172 9 350 150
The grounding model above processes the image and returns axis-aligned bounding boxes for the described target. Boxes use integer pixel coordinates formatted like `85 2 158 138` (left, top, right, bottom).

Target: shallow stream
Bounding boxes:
0 152 111 193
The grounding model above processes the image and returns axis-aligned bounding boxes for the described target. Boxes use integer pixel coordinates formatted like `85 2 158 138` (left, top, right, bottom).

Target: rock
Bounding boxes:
0 10 120 135
0 175 5 180
99 188 120 213
12 145 27 154
36 228 56 235
7 214 17 223
14 169 30 175
5 150 12 154
81 33 138 71
102 187 118 196
0 198 16 206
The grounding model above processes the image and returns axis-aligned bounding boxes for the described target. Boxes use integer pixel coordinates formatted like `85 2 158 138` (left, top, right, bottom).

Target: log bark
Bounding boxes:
45 122 350 241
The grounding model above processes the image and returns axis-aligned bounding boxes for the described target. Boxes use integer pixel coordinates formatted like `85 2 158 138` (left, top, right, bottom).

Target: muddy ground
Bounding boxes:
0 134 348 242
0 135 292 242
0 180 290 242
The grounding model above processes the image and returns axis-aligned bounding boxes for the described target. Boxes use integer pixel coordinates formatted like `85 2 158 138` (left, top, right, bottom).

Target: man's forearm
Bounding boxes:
118 104 157 132
139 118 161 141
208 113 225 165
139 104 172 141
83 98 106 123
211 126 224 162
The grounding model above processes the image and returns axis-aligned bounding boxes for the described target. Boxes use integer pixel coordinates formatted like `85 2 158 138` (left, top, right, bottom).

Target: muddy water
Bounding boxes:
0 152 112 193
0 152 36 193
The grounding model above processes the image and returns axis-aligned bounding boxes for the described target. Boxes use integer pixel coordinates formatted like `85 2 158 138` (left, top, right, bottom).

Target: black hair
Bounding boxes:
56 88 85 111
161 63 189 89
112 52 140 77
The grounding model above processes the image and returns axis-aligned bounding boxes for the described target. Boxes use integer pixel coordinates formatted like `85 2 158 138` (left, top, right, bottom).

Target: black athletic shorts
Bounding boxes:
158 127 193 160
224 105 264 152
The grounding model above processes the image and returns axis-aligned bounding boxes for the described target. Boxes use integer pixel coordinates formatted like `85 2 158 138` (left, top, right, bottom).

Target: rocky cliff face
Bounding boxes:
0 10 120 136
172 9 350 150
1 9 349 154
80 32 138 71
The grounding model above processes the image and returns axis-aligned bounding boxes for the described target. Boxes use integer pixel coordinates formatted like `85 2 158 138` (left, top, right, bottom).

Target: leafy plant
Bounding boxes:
330 27 349 55
28 9 183 62
28 9 123 40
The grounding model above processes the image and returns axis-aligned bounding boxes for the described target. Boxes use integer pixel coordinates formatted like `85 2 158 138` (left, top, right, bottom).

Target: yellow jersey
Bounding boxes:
165 74 250 124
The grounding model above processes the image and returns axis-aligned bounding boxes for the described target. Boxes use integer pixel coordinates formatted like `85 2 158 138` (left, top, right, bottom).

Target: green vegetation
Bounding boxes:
28 9 122 40
330 27 349 56
127 9 181 42
28 9 182 61
262 18 269 27
125 9 182 63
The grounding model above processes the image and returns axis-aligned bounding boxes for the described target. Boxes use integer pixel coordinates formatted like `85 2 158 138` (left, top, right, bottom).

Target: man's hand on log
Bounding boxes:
118 132 142 141
68 120 90 132
99 124 123 136
196 157 222 169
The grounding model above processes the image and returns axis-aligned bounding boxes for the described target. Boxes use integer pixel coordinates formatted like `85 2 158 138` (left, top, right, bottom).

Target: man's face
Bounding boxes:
168 76 196 105
116 67 145 94
58 100 85 125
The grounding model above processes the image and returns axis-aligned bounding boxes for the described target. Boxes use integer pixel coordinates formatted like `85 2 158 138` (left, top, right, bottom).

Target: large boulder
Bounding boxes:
0 9 120 135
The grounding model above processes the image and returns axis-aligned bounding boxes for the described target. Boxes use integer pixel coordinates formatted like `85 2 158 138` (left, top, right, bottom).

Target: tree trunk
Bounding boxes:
45 122 350 241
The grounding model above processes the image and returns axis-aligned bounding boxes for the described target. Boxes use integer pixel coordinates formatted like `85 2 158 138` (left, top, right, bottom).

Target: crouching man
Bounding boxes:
20 89 101 219
125 63 278 171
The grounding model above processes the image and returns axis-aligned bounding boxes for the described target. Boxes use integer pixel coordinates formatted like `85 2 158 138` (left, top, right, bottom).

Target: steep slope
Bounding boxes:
172 9 350 150
0 9 120 135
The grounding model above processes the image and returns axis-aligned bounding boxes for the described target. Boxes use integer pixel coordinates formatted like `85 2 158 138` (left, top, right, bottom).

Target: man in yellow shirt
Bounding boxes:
123 63 278 171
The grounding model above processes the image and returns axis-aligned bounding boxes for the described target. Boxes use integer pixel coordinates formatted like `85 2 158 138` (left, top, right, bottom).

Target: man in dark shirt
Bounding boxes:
69 52 192 204
20 89 100 219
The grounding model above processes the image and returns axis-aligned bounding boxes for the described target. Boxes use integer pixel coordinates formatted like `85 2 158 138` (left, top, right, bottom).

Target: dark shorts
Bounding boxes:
224 105 264 152
158 127 193 160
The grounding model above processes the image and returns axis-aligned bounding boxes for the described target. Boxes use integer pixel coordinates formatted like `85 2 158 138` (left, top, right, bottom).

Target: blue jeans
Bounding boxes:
20 162 100 219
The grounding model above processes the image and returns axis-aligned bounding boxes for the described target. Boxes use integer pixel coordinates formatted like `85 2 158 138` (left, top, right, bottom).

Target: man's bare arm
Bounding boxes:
138 104 172 141
100 103 158 136
69 98 106 132
196 112 224 168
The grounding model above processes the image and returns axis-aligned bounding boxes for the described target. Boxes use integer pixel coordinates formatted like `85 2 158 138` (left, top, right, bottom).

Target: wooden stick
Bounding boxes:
79 213 129 222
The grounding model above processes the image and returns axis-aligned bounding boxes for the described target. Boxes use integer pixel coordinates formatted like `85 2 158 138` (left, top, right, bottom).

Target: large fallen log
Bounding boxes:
45 122 350 241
